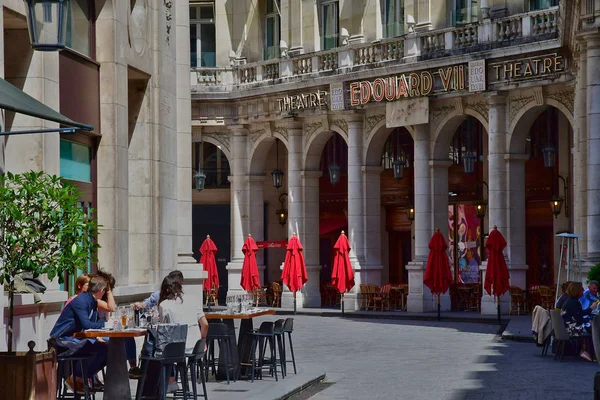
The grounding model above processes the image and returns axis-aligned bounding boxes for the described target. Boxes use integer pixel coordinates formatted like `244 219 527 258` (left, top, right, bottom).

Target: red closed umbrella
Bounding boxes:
484 226 510 324
200 235 220 292
281 233 308 314
331 231 355 316
240 235 260 292
424 229 453 320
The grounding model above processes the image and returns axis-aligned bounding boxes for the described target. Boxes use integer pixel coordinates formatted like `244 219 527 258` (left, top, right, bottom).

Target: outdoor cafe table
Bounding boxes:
73 329 147 400
205 308 275 380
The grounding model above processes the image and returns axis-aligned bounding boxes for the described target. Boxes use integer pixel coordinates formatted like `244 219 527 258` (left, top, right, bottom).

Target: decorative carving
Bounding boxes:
509 94 535 124
464 100 489 122
546 87 575 115
364 113 386 134
330 118 348 134
273 125 288 140
304 121 323 144
203 131 231 152
164 0 173 45
431 103 456 127
249 129 266 146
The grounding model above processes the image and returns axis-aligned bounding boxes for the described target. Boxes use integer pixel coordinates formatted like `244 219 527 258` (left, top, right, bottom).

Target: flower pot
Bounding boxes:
0 344 57 400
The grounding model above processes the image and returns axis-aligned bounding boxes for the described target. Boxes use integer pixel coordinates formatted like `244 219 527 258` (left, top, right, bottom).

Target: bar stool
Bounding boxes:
178 339 208 400
136 342 189 400
273 319 286 378
56 353 95 400
247 321 278 382
205 323 235 384
282 318 297 374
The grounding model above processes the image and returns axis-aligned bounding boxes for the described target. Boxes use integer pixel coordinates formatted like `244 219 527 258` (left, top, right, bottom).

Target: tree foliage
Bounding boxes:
0 171 100 352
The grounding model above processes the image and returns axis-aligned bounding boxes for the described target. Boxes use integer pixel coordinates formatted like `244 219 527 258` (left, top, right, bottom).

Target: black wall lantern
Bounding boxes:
271 139 284 189
193 142 206 191
276 193 288 226
542 108 556 168
474 201 487 218
407 206 415 222
550 175 568 218
328 134 340 185
24 0 70 51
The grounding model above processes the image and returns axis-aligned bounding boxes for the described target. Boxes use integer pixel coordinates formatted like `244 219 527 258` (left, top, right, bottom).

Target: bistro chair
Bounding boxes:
373 284 391 311
244 321 279 382
538 286 554 310
136 342 189 400
282 318 297 375
273 319 287 378
175 339 208 400
55 354 95 400
509 286 528 315
549 309 583 362
271 282 282 308
253 286 268 307
359 284 369 310
205 323 235 384
205 287 218 308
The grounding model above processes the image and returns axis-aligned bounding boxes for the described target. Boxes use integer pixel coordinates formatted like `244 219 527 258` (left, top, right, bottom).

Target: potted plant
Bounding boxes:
0 171 99 399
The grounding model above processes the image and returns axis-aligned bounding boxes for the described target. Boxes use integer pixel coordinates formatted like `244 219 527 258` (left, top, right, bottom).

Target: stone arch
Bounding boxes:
303 127 348 171
508 104 573 154
249 133 289 175
197 131 232 163
431 104 489 160
508 94 574 143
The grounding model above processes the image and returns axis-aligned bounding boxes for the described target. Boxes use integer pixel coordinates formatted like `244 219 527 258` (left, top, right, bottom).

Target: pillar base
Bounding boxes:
178 260 208 307
279 264 322 308
354 265 383 287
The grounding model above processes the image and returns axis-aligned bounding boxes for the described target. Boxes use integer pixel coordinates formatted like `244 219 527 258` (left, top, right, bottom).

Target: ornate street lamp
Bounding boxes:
328 135 340 185
193 142 206 191
276 193 288 226
24 0 70 51
271 139 284 189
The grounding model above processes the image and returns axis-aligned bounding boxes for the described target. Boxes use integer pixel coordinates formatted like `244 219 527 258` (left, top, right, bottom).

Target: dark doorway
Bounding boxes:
388 232 411 284
192 204 230 304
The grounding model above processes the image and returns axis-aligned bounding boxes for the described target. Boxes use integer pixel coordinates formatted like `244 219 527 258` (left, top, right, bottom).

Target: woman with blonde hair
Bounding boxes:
64 273 91 308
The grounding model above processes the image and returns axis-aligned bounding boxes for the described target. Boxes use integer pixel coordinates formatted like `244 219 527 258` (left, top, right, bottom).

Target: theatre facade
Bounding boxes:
191 1 599 313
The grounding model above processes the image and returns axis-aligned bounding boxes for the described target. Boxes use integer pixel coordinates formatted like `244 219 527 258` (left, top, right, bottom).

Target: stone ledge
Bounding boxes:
113 284 158 297
3 290 68 306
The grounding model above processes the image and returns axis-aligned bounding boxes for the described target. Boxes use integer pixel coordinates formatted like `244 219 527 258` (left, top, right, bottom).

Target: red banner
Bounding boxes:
256 241 288 249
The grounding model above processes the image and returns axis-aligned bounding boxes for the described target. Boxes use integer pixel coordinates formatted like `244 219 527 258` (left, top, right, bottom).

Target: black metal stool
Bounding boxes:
56 353 95 400
273 319 287 378
282 318 297 374
175 339 208 400
247 321 278 382
205 323 235 384
136 342 189 400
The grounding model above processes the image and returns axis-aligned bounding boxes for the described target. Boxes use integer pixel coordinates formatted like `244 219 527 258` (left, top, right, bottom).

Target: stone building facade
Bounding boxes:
191 0 597 313
0 0 201 351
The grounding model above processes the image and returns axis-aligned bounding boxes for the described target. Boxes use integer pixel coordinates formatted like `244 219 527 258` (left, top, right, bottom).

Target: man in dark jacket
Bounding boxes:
50 275 114 390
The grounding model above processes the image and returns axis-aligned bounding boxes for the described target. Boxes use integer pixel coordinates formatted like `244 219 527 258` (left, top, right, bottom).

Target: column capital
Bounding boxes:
361 165 383 174
229 124 248 134
487 91 508 105
274 119 303 130
340 111 364 125
301 170 323 178
577 28 600 48
429 159 453 168
247 174 266 183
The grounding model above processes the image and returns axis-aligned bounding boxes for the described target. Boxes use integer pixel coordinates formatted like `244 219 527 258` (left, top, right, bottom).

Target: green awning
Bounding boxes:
0 77 93 131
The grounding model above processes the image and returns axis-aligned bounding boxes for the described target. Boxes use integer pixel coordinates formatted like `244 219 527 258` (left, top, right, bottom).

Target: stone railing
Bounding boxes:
190 6 562 92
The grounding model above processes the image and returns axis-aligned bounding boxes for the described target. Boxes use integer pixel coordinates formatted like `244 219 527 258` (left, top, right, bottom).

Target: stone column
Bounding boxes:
481 93 510 315
302 170 323 307
345 116 366 310
585 33 600 264
506 154 529 290
362 166 384 286
226 127 249 296
248 174 266 285
407 124 433 312
430 160 452 311
575 41 588 256
96 1 130 285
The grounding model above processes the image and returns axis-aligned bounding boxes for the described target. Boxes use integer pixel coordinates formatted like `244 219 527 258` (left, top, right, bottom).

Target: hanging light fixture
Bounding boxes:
276 193 288 226
542 107 556 168
392 131 407 180
271 139 284 189
463 118 476 175
328 134 340 185
24 0 70 51
193 142 207 191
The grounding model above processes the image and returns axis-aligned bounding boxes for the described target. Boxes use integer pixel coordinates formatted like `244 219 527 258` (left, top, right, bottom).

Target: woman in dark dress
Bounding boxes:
561 282 598 361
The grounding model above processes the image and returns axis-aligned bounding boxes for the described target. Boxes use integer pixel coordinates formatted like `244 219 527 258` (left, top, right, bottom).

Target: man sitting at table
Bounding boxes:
580 280 599 311
50 275 114 392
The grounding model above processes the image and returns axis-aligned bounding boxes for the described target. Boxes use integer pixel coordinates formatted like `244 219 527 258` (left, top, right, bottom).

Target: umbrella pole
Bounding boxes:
341 293 345 318
293 292 297 315
437 294 441 321
497 295 501 325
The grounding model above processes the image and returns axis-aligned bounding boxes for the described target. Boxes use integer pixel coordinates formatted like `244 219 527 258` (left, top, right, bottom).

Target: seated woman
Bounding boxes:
95 269 141 379
555 280 574 309
64 274 91 308
561 282 598 362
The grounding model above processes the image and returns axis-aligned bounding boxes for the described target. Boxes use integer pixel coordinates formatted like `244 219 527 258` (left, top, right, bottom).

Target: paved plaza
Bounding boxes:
96 314 597 399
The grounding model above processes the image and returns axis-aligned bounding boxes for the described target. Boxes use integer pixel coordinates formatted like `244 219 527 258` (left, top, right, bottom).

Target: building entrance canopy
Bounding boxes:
0 77 93 135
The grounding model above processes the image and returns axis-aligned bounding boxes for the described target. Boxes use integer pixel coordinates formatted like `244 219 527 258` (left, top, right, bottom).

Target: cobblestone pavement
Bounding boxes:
286 316 596 400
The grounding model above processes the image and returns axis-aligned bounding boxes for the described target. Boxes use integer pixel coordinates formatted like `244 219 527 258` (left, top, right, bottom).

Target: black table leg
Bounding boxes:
237 319 255 379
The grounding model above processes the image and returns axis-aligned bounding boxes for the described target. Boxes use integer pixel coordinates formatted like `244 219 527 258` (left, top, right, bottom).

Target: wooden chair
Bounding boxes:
509 286 527 315
359 284 369 310
373 284 391 311
467 283 481 312
538 285 554 310
365 284 380 311
205 287 218 307
271 282 282 307
253 286 268 307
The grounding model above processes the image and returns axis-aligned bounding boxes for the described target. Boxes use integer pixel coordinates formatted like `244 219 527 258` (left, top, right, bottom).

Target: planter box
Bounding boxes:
0 346 57 400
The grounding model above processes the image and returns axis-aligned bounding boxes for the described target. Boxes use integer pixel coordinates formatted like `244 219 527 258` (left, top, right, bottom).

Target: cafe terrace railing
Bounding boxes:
190 6 560 91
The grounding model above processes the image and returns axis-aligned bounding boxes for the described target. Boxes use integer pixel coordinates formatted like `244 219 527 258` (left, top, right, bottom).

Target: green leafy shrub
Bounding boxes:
587 262 600 285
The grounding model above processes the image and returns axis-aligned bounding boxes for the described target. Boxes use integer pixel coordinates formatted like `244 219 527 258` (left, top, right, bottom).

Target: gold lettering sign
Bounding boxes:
277 90 328 112
489 54 564 83
349 65 466 106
